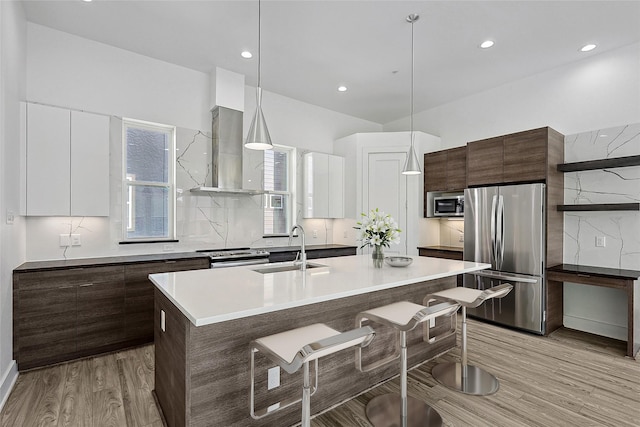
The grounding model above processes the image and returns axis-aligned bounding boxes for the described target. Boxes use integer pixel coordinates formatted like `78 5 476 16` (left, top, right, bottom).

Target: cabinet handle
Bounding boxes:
164 261 177 264
69 268 84 271
58 285 76 289
79 283 94 287
577 274 591 278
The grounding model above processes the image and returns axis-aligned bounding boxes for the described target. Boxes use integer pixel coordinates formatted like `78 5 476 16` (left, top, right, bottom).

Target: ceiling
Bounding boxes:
22 0 640 124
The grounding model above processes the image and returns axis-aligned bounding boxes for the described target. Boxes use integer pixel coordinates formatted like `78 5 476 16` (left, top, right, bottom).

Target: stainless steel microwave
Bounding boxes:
434 195 464 217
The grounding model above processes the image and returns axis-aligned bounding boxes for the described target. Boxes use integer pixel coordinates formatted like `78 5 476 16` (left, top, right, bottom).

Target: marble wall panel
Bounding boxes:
562 123 640 340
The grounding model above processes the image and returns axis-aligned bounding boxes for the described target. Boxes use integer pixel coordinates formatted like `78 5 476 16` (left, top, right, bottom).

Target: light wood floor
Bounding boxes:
2 320 638 427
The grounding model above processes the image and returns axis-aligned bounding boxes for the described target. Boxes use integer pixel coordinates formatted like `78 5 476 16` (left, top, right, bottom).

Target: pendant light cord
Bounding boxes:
257 0 262 91
410 16 414 148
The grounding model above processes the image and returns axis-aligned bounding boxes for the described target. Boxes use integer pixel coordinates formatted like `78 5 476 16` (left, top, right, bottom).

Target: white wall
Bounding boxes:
0 0 26 410
384 42 640 149
24 24 381 261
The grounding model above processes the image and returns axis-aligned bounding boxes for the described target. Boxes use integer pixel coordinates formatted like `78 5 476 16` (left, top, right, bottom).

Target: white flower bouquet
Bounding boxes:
355 208 401 248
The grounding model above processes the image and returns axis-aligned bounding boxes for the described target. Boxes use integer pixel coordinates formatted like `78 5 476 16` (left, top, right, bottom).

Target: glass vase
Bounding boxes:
372 245 384 268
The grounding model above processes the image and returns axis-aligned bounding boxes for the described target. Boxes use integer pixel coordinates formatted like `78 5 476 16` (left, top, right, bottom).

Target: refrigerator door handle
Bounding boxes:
497 195 505 270
490 194 498 268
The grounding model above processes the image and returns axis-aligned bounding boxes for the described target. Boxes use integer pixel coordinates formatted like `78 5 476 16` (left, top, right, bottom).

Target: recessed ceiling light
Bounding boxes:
337 85 348 92
82 0 93 2
580 44 597 52
241 51 253 59
479 40 494 49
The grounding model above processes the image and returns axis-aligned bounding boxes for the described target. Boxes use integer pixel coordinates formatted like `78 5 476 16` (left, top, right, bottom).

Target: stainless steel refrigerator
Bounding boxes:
463 183 545 334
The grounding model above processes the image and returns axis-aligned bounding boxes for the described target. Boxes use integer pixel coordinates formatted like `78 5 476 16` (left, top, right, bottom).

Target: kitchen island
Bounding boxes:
150 255 489 427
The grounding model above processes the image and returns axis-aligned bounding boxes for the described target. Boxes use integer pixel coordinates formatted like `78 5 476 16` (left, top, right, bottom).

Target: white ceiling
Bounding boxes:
22 0 640 124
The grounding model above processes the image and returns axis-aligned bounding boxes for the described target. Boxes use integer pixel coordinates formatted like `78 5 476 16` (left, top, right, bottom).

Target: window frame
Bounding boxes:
121 118 176 243
263 144 296 237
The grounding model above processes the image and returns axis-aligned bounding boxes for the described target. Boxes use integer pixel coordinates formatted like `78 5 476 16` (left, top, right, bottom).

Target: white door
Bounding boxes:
362 150 407 255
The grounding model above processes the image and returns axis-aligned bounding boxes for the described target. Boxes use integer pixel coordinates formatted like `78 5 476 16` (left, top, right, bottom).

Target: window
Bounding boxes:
122 119 175 241
263 145 295 236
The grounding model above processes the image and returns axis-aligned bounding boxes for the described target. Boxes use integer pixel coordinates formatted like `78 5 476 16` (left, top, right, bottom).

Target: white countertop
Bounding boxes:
149 255 490 326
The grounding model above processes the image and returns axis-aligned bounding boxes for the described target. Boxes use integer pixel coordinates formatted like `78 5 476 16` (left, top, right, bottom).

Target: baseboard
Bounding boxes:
0 360 18 412
563 315 627 341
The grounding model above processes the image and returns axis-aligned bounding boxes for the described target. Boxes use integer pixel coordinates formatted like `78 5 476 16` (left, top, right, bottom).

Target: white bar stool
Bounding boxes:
424 283 513 396
250 323 375 427
355 300 460 427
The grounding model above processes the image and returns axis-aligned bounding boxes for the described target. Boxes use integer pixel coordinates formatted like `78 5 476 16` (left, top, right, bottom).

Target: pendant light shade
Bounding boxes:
402 13 422 175
245 88 273 149
245 0 273 150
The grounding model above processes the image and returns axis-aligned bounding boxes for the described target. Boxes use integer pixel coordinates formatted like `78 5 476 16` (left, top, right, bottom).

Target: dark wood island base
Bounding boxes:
153 276 457 427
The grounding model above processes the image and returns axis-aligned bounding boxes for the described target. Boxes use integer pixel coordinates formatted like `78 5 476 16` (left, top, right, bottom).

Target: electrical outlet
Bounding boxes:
163 244 174 251
59 234 71 247
268 366 280 390
595 236 606 247
343 230 348 239
6 210 15 225
71 234 81 246
458 233 464 242
313 229 318 238
265 239 274 247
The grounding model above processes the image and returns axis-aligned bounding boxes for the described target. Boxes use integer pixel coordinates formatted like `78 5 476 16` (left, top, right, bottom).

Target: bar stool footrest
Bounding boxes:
432 362 499 396
365 393 443 427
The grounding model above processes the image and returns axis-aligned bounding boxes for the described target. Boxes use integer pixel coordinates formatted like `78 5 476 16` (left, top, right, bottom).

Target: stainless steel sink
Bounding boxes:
250 262 328 274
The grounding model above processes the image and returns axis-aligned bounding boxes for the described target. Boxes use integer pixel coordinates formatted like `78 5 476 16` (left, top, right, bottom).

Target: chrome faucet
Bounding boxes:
288 224 307 271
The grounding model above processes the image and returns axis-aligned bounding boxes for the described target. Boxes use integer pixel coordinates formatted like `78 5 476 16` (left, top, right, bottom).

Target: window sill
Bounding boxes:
119 239 179 245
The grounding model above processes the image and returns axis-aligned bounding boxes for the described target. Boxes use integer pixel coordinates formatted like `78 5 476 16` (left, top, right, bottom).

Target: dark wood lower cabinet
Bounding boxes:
13 257 209 370
76 281 125 352
124 259 210 344
268 246 356 263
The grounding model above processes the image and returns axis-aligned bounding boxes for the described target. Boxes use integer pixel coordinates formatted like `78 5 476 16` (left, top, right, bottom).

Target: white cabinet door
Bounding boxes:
304 152 344 219
71 111 110 216
26 103 71 216
363 150 407 255
328 155 344 218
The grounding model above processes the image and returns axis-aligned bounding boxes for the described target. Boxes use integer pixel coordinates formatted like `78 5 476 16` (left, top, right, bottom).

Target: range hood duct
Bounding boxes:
191 106 264 195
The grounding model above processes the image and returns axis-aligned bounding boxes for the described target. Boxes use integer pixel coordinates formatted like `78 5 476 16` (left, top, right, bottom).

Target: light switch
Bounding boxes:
595 236 606 247
71 234 81 246
6 210 14 225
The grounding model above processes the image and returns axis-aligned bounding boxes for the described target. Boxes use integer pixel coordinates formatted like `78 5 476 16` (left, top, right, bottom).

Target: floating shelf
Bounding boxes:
557 203 640 212
557 155 640 172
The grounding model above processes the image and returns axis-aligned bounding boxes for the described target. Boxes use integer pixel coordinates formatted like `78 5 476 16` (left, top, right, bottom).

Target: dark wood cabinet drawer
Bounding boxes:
268 247 356 263
418 248 463 261
14 265 123 291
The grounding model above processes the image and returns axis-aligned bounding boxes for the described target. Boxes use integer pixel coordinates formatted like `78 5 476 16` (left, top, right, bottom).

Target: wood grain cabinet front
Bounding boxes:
124 258 209 343
423 147 467 192
13 265 124 370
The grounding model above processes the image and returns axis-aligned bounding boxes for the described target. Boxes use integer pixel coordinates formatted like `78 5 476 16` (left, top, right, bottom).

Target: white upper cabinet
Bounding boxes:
70 110 110 216
303 152 344 218
26 103 71 216
24 103 110 216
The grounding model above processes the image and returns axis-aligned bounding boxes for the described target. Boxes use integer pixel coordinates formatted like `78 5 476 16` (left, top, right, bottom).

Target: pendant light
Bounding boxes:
245 0 273 150
402 14 422 175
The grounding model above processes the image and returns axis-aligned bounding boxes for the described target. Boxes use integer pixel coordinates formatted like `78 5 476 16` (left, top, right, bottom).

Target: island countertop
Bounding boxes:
149 254 490 326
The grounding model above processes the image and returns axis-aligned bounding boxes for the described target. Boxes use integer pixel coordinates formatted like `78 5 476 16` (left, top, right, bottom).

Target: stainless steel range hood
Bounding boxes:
191 106 264 195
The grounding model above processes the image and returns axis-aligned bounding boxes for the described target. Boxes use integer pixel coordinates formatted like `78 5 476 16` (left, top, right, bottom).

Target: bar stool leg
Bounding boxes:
365 330 443 427
302 361 311 427
432 306 500 396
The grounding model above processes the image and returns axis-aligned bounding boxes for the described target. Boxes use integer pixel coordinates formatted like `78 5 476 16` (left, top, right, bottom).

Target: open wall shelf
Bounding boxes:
557 203 640 212
557 155 640 172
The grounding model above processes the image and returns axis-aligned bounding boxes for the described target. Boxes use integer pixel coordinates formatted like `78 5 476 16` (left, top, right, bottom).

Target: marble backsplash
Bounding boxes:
563 123 640 270
25 120 334 261
562 122 640 341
